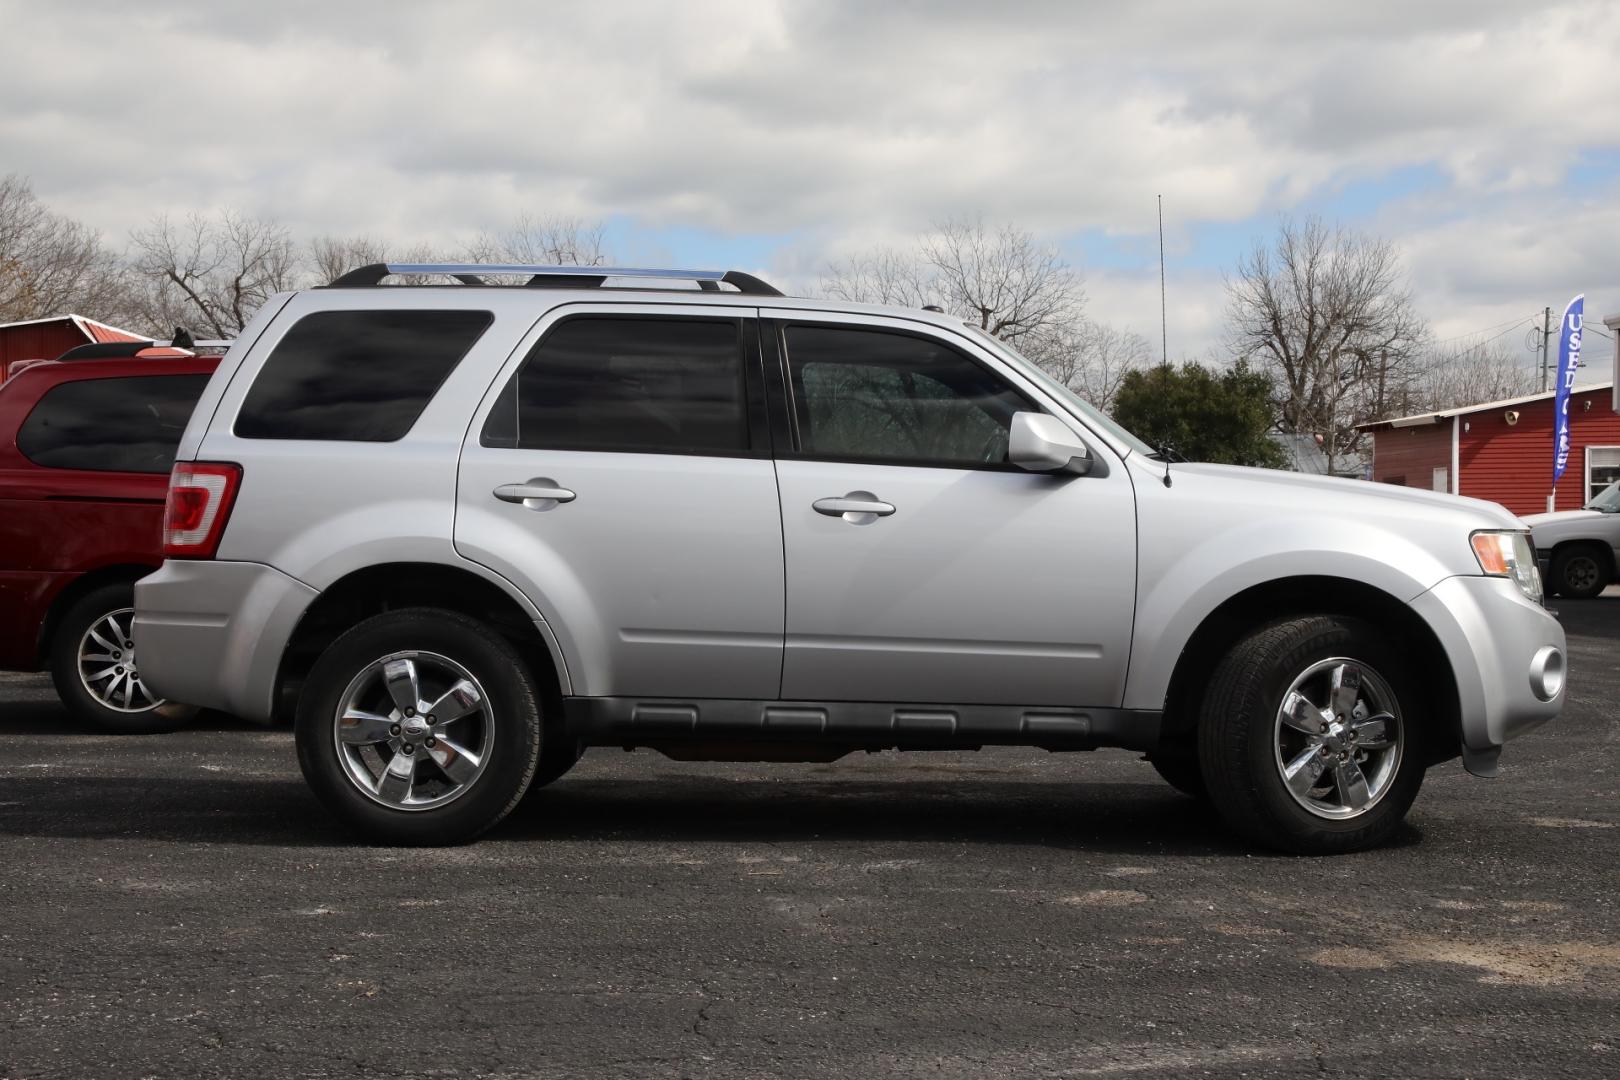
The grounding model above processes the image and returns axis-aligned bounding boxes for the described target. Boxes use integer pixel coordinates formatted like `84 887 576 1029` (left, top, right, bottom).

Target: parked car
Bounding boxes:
134 264 1565 851
0 344 218 731
1523 481 1620 598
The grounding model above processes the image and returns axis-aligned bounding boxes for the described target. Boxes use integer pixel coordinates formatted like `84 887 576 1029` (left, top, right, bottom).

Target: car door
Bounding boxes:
454 305 784 699
765 312 1136 707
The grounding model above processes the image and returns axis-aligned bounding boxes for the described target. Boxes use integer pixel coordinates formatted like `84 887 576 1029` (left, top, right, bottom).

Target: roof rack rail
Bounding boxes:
326 263 783 296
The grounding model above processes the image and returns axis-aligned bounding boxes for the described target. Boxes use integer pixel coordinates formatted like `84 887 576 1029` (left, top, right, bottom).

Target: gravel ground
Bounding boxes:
1 600 1617 1079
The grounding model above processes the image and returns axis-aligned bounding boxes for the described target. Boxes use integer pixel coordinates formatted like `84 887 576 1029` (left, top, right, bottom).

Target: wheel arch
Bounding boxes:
1159 576 1462 767
1549 538 1615 581
274 561 569 725
38 563 159 667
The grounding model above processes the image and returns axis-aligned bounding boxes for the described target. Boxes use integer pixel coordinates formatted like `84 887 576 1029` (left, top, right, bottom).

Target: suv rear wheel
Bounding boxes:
295 608 542 845
50 583 195 734
1198 616 1424 854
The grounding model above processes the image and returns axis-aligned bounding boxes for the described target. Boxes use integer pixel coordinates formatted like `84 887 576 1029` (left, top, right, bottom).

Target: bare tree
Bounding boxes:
1226 216 1427 474
308 235 448 285
819 219 1151 411
128 211 302 338
1419 341 1538 411
463 215 608 267
820 245 933 308
921 218 1083 344
1022 319 1152 412
0 174 128 324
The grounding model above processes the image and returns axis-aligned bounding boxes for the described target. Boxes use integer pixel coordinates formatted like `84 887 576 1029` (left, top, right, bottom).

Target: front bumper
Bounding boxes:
134 560 317 723
1408 574 1565 775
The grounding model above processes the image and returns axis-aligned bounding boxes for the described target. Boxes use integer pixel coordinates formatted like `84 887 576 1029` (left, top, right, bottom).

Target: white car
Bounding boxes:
1524 481 1620 598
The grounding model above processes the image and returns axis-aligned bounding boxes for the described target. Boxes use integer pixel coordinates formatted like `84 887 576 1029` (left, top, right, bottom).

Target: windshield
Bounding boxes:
962 326 1158 458
1587 480 1620 513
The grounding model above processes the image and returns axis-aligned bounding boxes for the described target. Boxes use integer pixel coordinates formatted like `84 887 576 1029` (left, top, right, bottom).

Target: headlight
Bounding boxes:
1471 530 1544 604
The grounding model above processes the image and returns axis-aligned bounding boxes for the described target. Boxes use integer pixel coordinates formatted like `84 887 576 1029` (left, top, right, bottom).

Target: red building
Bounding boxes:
0 314 147 381
1361 381 1620 516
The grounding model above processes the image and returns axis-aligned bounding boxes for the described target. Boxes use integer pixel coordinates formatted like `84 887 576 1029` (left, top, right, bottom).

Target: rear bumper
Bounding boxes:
1409 574 1565 774
134 560 316 723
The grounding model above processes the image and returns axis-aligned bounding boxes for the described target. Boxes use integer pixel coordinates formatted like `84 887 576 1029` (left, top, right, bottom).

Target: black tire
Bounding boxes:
295 607 542 845
1550 544 1609 599
1198 616 1425 855
1148 753 1208 799
49 582 197 734
532 739 584 789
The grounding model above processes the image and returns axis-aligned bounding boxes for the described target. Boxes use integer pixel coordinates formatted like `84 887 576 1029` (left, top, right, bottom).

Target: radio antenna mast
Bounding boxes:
1158 194 1168 365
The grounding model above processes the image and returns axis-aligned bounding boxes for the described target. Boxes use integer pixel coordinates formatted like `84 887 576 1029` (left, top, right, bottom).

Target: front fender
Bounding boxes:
1123 518 1454 711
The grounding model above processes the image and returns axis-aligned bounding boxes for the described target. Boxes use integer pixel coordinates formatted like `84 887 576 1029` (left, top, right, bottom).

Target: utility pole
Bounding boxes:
1539 305 1552 392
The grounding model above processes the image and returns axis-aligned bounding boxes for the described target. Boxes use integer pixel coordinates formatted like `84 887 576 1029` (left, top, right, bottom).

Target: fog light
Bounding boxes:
1529 646 1564 702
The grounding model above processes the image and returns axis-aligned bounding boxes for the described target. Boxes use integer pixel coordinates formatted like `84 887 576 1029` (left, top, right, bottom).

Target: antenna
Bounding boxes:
1157 194 1168 365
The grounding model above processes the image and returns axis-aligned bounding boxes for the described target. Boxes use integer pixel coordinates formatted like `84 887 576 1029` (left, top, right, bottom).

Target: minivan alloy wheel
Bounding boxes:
334 650 495 811
77 607 163 714
1273 657 1402 820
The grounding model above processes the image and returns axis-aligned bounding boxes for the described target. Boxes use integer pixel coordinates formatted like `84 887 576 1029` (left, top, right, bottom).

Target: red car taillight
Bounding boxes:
162 462 242 558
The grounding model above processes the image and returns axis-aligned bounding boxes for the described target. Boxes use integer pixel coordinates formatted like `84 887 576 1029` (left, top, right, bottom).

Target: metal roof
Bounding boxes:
1358 381 1617 431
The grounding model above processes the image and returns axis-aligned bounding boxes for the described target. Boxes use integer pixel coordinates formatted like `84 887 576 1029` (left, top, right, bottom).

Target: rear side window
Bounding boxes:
17 374 210 474
481 317 748 454
236 309 492 441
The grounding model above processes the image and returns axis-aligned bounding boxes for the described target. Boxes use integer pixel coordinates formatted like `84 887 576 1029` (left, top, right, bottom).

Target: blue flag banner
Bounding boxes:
1553 293 1584 487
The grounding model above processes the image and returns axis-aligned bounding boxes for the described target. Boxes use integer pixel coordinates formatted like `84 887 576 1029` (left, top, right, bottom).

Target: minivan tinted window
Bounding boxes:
236 309 492 441
18 374 210 474
482 317 748 454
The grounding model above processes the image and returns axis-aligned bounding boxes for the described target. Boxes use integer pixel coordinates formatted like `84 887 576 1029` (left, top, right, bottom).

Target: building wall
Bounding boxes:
1369 420 1451 490
1460 387 1620 514
0 321 87 373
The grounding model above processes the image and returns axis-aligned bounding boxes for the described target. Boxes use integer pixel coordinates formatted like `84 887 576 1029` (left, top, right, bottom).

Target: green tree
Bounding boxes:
1112 360 1287 468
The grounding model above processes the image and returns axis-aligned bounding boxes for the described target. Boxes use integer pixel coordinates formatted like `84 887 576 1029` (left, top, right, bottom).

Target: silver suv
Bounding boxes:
134 263 1566 852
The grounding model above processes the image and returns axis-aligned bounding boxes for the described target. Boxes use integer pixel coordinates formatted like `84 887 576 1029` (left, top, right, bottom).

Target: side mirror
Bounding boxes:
1009 411 1093 476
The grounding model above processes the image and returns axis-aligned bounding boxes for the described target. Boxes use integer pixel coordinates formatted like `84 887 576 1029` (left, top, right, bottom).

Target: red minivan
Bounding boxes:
0 345 219 731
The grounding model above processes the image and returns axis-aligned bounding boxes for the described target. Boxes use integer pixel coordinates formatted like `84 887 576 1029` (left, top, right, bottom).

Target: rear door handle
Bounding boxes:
813 491 895 523
494 478 576 508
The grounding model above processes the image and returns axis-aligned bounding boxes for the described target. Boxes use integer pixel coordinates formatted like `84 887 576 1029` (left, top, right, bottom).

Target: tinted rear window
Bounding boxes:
481 317 748 454
236 309 492 441
17 374 210 474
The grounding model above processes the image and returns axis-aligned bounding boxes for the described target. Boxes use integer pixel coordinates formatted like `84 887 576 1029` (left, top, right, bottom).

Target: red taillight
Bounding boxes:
163 462 242 558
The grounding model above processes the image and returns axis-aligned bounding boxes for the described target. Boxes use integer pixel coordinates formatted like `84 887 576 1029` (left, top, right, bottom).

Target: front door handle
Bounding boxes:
494 478 576 509
812 491 895 525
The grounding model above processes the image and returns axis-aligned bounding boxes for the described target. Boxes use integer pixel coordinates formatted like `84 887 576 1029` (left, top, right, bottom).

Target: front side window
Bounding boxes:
18 374 210 474
481 317 748 454
783 325 1029 467
236 309 492 441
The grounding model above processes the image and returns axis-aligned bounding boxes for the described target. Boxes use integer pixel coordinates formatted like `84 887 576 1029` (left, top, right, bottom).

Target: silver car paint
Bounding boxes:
1523 507 1620 564
135 285 1564 765
1123 458 1529 713
452 302 787 698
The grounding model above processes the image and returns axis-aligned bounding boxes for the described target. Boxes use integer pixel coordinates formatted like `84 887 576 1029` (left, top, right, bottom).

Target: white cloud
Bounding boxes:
0 0 1617 359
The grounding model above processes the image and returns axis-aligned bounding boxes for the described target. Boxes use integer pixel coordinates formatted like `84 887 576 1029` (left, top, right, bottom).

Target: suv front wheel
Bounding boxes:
295 608 542 845
1198 616 1424 854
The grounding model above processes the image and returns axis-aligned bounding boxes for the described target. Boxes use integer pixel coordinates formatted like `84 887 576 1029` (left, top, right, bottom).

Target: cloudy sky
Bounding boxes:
3 0 1618 370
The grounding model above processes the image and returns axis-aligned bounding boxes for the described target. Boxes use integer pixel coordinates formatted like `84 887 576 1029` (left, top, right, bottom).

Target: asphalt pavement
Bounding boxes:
1 601 1617 1079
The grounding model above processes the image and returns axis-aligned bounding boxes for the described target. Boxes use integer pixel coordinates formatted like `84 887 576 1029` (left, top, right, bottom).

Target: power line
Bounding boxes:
1430 312 1540 347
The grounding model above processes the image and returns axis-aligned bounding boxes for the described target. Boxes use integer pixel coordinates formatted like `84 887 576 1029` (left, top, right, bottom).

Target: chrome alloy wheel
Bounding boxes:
333 651 494 811
77 608 164 714
1272 658 1402 820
